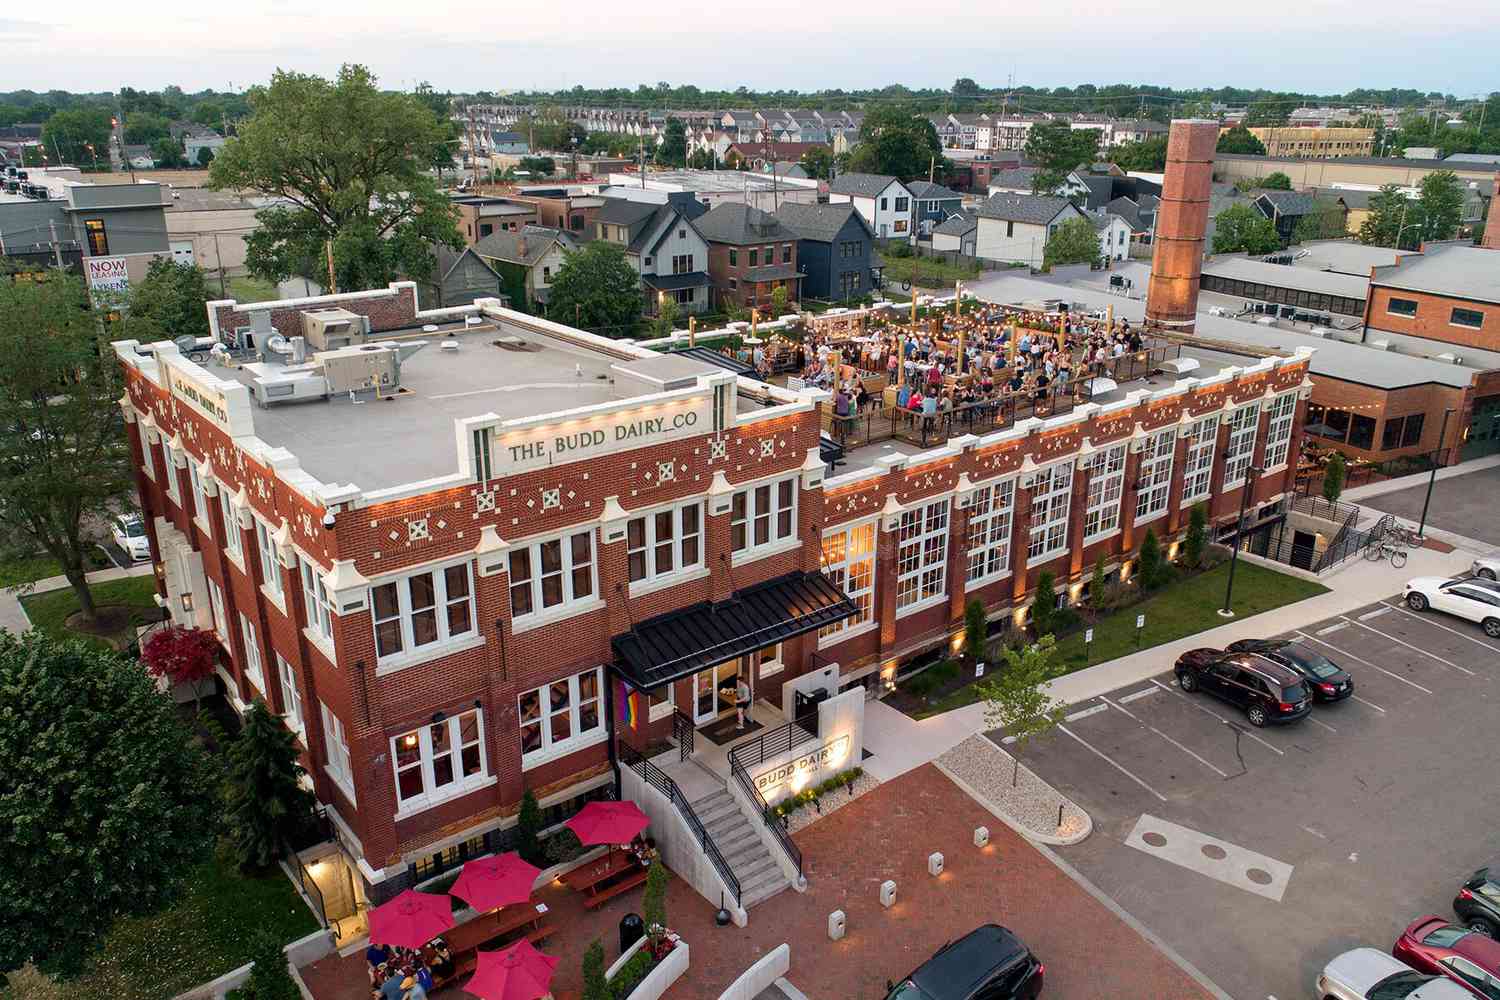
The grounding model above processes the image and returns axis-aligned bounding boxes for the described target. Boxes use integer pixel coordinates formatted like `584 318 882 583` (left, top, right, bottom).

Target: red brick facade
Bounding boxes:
1364 285 1500 353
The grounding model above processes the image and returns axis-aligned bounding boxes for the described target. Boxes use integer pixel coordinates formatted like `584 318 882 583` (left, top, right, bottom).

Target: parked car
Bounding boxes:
1225 638 1354 702
1317 947 1472 999
1173 648 1310 727
1472 556 1500 582
883 924 1043 1000
1455 865 1500 939
1404 578 1500 638
1393 915 1500 998
110 513 150 562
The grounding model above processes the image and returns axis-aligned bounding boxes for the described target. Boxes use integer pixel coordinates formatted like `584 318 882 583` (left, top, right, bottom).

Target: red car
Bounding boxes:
1393 915 1500 998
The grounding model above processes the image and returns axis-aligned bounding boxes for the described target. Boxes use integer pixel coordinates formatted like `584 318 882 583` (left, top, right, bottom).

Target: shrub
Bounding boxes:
609 950 657 999
544 827 588 864
581 939 610 1000
1 963 66 1000
902 660 957 699
1137 529 1163 590
964 598 987 663
1184 504 1208 569
642 861 670 950
516 790 544 865
1051 607 1082 635
236 931 298 1000
1323 452 1347 503
1030 570 1057 637
1090 555 1108 610
770 767 864 819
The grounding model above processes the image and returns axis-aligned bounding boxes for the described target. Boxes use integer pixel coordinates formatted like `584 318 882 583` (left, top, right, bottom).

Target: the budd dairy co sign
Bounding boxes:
163 355 252 437
492 394 712 476
754 735 851 800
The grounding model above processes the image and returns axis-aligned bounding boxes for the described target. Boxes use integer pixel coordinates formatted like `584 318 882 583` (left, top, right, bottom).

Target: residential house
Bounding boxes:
1253 190 1319 244
990 115 1046 151
694 202 802 311
422 245 509 308
974 193 1087 267
829 112 863 155
787 112 828 144
486 131 529 155
770 161 810 180
508 188 605 235
720 111 758 143
452 196 539 245
987 167 1038 195
592 193 712 314
931 210 978 256
949 113 989 150
1309 187 1372 235
474 225 579 313
1087 212 1132 261
827 172 913 240
1105 194 1159 244
929 114 961 148
773 202 879 302
906 180 965 238
725 142 827 172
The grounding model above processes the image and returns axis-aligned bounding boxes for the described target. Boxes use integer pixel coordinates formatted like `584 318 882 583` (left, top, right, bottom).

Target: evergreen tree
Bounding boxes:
1030 569 1056 637
1323 452 1347 503
1184 504 1208 569
517 790 544 864
964 598 988 663
224 701 318 870
1138 528 1163 590
1090 555 1108 610
238 930 299 1000
580 939 610 1000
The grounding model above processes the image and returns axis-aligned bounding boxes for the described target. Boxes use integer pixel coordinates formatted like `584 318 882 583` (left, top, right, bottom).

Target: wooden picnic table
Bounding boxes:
428 902 554 989
560 851 650 910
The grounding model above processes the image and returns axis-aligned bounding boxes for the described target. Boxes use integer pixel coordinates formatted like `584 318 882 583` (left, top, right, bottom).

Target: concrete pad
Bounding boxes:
1125 814 1294 902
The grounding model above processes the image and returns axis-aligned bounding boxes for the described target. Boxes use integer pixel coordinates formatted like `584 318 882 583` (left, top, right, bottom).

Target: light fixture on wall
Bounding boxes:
180 593 194 613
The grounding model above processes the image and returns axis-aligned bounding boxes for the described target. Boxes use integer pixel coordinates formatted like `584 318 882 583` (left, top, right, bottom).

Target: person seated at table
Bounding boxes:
400 974 427 1000
428 939 454 983
375 965 406 1000
366 943 392 973
416 965 434 994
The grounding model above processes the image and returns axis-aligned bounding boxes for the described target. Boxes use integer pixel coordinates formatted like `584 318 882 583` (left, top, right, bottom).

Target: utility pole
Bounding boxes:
47 219 63 268
212 232 227 297
1218 465 1263 618
325 240 337 294
1417 407 1454 538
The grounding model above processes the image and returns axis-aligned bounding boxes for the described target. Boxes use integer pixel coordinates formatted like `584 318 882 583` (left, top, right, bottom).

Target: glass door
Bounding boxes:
693 668 717 724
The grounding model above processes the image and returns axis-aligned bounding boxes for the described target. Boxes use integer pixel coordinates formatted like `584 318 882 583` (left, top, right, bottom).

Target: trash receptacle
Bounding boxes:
619 912 644 953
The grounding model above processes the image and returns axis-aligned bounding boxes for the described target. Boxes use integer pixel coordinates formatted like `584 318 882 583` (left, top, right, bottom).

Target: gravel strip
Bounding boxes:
783 771 883 835
937 734 1088 840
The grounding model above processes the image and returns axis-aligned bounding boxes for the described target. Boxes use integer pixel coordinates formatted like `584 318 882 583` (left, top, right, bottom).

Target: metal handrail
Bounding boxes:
671 709 695 763
725 719 815 878
1290 493 1361 525
283 839 328 928
618 742 741 906
729 758 803 878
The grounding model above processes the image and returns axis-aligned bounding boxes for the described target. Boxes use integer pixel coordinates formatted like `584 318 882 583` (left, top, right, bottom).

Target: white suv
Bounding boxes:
1404 577 1500 638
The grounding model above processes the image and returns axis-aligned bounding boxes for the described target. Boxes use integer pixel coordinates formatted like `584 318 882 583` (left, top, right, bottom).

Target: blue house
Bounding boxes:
906 180 965 239
774 202 881 302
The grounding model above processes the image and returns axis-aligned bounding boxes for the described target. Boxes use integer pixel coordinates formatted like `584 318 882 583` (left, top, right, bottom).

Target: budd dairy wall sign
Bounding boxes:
490 393 712 476
755 735 851 801
749 688 865 806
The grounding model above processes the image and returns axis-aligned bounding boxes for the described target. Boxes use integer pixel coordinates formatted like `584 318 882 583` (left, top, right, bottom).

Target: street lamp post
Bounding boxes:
1417 407 1455 540
1218 465 1263 618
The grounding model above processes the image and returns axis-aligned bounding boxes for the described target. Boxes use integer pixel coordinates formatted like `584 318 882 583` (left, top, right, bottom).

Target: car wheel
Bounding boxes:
1484 618 1500 639
1407 592 1429 611
1480 568 1497 581
1246 704 1268 727
1467 918 1499 939
1178 672 1197 693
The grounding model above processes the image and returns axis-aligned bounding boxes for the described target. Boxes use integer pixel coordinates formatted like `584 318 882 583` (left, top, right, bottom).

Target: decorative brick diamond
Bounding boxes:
407 519 429 542
760 439 776 457
475 490 496 513
541 488 561 510
709 437 728 461
657 461 675 483
436 519 447 530
388 529 401 542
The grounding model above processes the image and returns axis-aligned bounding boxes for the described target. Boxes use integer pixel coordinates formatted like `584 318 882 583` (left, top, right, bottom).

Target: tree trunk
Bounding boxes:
66 567 97 624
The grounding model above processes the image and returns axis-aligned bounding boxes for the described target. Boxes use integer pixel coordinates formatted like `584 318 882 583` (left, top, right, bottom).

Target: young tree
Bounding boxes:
41 106 111 165
642 860 671 951
687 148 715 170
151 137 186 168
518 156 556 177
1030 569 1056 638
1109 136 1167 172
1137 527 1163 590
846 106 945 180
1260 171 1293 191
1024 120 1098 194
196 144 216 167
1414 169 1464 243
516 790 544 864
0 275 143 621
414 82 460 180
769 284 790 317
129 257 214 340
657 118 687 167
141 625 220 712
208 64 462 291
0 631 217 970
1043 216 1101 268
238 930 300 1000
651 296 681 338
1184 504 1208 569
580 939 610 1000
1358 184 1411 248
1294 203 1350 242
547 242 643 335
225 701 318 870
1323 451 1347 503
964 598 988 663
1090 554 1108 610
800 145 834 180
1212 203 1282 254
1215 125 1266 156
977 635 1067 786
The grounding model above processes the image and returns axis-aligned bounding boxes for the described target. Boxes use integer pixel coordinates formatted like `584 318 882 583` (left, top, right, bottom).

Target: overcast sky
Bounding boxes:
2 2 1494 99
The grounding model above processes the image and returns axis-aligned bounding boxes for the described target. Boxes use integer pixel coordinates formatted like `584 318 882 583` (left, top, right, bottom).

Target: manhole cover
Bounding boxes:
1142 831 1167 847
1246 867 1273 885
1201 844 1227 860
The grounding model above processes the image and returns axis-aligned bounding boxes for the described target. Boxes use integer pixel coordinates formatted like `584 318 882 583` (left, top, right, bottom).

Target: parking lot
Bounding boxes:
1362 464 1500 547
1006 592 1500 1000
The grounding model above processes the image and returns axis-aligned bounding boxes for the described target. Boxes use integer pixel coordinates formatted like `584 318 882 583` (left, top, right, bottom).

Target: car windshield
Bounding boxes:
1282 682 1309 702
1423 926 1470 947
1286 646 1341 678
1369 971 1435 999
885 980 935 1000
122 519 145 538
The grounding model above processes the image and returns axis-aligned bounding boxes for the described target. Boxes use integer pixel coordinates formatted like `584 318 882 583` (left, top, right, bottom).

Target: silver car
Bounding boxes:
1317 947 1472 999
1473 555 1500 582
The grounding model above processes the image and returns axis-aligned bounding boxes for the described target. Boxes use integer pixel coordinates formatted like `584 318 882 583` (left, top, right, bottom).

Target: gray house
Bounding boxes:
906 180 964 238
0 170 170 283
931 210 978 256
423 245 508 308
774 202 880 302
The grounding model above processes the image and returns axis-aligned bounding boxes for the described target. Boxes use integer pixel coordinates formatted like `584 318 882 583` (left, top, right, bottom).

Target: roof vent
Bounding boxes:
492 337 539 352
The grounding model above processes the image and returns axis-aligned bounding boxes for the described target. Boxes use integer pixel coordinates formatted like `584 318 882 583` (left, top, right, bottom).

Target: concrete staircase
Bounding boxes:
690 786 791 908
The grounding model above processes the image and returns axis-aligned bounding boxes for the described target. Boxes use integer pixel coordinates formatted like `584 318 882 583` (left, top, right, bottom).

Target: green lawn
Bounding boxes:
0 553 62 588
62 842 319 1000
19 575 162 650
879 254 981 286
226 275 279 303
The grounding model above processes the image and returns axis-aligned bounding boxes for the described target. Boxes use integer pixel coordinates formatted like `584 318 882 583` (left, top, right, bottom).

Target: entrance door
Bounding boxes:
692 661 745 725
1291 530 1317 570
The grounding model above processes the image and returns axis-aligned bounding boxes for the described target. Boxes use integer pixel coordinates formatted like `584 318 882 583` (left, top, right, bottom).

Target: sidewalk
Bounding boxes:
861 533 1477 784
0 563 156 635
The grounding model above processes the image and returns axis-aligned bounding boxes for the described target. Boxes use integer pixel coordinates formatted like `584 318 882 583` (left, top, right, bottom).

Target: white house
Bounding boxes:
1089 211 1133 261
827 172 913 240
931 211 977 256
974 193 1087 268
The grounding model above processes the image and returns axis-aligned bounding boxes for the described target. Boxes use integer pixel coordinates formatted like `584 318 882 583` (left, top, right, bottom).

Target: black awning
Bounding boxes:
611 571 859 690
669 346 765 383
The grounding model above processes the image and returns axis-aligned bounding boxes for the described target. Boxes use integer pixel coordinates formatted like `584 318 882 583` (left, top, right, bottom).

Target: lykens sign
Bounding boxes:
492 395 712 476
754 735 851 798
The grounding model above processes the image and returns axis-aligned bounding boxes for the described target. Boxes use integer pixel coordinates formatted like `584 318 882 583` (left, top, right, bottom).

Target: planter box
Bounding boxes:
607 934 690 1000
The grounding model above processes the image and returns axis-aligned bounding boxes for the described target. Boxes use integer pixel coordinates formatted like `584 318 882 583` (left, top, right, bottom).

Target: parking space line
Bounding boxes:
1058 724 1168 802
1064 704 1108 723
1307 716 1337 733
1351 694 1387 713
1148 679 1286 756
1118 687 1158 705
1103 696 1230 778
1295 632 1435 694
1381 600 1500 653
1316 622 1349 636
1341 617 1476 676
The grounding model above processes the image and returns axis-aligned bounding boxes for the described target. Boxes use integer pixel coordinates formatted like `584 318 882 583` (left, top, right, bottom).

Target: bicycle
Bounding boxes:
1364 536 1408 567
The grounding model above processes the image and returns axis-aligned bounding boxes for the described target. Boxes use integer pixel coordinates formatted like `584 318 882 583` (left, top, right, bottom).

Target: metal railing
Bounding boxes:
618 742 741 906
671 709 695 763
1315 514 1392 573
1289 493 1361 525
726 718 817 879
283 839 328 928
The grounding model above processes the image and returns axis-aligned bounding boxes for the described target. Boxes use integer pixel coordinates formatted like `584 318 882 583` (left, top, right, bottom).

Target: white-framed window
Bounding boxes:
371 561 476 660
1027 462 1074 563
218 489 242 560
207 577 227 636
508 529 595 620
820 520 876 639
189 461 208 524
1224 403 1262 488
299 555 334 643
730 476 797 555
755 643 783 678
276 653 304 740
627 501 703 584
966 479 1015 584
1134 429 1176 522
238 612 264 693
319 702 355 804
518 666 604 765
255 519 283 601
162 448 181 506
1182 414 1220 502
391 709 488 812
897 497 951 610
1261 392 1297 470
1083 444 1127 540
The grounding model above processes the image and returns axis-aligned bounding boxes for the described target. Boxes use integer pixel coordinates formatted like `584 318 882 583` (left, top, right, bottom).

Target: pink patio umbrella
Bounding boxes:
448 852 542 913
564 799 650 848
464 938 560 1000
367 889 454 950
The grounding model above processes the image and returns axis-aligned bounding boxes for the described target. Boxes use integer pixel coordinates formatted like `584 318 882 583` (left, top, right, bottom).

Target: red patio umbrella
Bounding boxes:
464 938 560 1000
448 852 542 913
367 889 453 950
564 799 650 847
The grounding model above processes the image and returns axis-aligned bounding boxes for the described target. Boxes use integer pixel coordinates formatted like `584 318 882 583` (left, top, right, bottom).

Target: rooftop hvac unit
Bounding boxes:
243 362 328 407
318 344 400 395
300 308 369 352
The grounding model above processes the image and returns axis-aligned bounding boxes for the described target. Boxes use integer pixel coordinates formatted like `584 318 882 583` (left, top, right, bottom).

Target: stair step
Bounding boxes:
705 813 751 836
734 855 782 884
697 799 743 825
724 843 772 869
716 828 761 854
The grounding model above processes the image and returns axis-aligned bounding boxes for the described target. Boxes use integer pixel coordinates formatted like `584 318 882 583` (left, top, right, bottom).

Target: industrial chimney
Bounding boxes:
1483 172 1500 250
1145 119 1220 334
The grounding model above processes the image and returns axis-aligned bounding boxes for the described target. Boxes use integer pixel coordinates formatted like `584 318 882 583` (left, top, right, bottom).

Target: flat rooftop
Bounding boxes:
1201 256 1369 300
1288 240 1413 276
606 170 819 194
1369 243 1500 305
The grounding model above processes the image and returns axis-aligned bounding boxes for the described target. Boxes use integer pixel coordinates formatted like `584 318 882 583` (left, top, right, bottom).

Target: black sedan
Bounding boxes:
1226 638 1354 702
884 924 1043 1000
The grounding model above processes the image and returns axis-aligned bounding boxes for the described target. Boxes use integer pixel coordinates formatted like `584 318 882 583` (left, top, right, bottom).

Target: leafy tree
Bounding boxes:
546 242 642 335
1294 202 1350 243
151 136 186 168
1184 504 1208 569
518 156 556 177
964 598 988 663
0 275 142 621
208 64 462 291
1216 125 1266 156
1024 120 1098 194
1323 451 1346 503
1109 136 1167 172
0 962 66 999
0 631 217 971
519 112 585 153
658 118 687 167
1043 216 1101 268
769 284 790 317
40 106 111 165
414 83 460 179
1090 554 1108 610
800 145 834 180
1212 203 1281 254
191 99 226 133
1358 184 1410 248
1244 98 1289 127
141 625 220 712
952 78 981 99
580 939 610 1000
123 111 170 145
129 258 213 340
196 144 215 167
516 790 543 864
687 148 715 170
21 145 45 168
1030 569 1056 638
1413 169 1464 243
1260 171 1292 190
846 106 945 180
977 635 1067 785
237 929 299 1000
224 702 318 870
651 296 680 338
1137 527 1163 590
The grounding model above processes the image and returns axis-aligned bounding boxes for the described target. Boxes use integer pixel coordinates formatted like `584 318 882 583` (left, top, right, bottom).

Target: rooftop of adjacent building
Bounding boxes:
1369 241 1500 305
605 169 819 194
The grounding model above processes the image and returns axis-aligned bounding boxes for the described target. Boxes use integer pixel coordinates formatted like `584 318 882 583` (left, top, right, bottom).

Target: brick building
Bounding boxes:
114 281 1310 917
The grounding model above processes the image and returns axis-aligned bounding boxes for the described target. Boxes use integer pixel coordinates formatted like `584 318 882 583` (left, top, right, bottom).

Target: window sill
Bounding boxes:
393 774 498 822
302 627 336 664
896 593 947 620
759 663 784 679
510 596 604 636
627 564 709 600
729 534 801 569
325 767 358 807
1083 527 1121 548
193 515 212 538
818 618 878 649
375 633 487 677
260 582 287 618
223 546 247 578
965 570 1010 593
1027 547 1067 566
521 728 609 772
1261 462 1288 478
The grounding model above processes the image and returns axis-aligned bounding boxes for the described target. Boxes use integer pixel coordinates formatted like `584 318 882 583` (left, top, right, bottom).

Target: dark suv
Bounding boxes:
1454 865 1500 939
1174 649 1311 727
1225 638 1354 702
884 924 1043 1000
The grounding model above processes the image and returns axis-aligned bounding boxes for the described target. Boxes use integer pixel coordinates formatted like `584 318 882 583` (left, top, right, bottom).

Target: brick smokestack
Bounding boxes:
1483 172 1500 250
1146 120 1219 333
